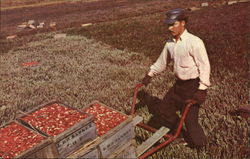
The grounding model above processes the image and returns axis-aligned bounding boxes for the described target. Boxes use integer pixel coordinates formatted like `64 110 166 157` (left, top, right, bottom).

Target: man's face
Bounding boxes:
168 20 185 39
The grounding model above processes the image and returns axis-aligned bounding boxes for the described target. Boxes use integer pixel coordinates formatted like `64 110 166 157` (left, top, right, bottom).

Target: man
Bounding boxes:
142 8 211 148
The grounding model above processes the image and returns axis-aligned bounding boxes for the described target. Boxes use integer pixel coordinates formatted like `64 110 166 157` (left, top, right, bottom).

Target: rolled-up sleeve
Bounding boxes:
148 43 169 77
192 39 211 90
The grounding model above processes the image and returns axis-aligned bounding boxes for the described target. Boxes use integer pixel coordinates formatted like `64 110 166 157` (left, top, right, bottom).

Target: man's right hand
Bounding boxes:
142 74 152 86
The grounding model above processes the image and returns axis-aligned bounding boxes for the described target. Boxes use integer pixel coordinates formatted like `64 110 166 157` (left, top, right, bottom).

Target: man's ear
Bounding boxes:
181 21 186 27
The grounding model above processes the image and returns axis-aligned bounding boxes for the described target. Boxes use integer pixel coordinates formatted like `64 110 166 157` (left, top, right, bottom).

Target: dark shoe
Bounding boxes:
183 132 208 150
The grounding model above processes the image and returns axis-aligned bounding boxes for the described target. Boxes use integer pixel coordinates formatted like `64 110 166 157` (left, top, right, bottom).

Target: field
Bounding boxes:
1 0 99 10
0 0 249 158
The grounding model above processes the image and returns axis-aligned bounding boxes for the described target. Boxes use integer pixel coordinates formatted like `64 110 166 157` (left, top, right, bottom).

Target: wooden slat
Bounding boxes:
66 138 101 158
136 126 169 156
108 139 137 158
132 115 143 126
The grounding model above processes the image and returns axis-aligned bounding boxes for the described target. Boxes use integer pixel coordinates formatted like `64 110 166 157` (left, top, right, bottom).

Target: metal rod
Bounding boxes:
130 83 144 115
173 101 194 139
130 83 196 158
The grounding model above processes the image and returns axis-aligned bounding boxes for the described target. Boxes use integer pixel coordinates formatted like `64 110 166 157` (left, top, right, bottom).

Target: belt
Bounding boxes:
175 77 199 84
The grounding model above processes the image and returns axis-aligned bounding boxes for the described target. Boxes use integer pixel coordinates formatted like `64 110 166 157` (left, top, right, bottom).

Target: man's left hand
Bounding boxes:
193 89 207 105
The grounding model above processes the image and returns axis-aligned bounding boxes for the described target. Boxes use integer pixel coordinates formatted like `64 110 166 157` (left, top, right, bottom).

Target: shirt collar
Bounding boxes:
180 29 188 41
172 29 189 42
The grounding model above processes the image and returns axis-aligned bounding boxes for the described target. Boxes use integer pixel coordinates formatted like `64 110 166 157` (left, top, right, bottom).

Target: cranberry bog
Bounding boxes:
0 0 226 40
0 0 249 158
1 0 99 10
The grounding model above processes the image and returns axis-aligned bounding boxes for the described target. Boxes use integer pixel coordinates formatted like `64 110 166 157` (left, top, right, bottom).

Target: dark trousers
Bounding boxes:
148 78 207 147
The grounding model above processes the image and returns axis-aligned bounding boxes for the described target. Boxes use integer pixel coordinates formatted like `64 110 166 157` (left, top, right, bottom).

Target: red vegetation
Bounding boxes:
84 103 128 136
21 103 87 136
0 122 45 158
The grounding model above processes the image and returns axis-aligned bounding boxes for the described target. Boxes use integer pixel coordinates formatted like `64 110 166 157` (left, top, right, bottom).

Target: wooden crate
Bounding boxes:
54 118 96 157
98 118 134 158
68 139 138 159
16 100 97 158
66 118 135 158
107 139 137 158
0 120 58 158
17 138 58 158
67 138 101 158
73 100 141 158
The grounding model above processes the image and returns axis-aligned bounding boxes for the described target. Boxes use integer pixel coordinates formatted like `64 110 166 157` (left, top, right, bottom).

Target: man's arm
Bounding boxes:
192 39 211 90
190 38 210 104
148 43 169 77
142 43 169 86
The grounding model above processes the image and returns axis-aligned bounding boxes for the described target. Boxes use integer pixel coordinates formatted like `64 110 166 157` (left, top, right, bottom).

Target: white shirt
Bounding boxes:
148 30 211 90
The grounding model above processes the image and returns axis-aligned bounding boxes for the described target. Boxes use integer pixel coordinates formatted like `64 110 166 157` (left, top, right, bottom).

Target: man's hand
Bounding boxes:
142 74 152 86
193 89 207 105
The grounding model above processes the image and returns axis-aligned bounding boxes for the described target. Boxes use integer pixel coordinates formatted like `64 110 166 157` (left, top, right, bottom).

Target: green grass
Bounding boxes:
0 1 249 159
0 34 152 120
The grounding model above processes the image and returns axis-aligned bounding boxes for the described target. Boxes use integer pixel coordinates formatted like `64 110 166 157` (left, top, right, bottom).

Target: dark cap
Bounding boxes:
165 8 188 25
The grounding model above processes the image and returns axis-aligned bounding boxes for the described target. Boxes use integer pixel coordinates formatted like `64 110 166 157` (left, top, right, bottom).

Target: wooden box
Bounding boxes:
16 100 97 158
17 139 58 158
67 138 101 158
98 118 135 158
53 118 96 157
0 121 58 158
107 139 137 158
68 100 140 158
